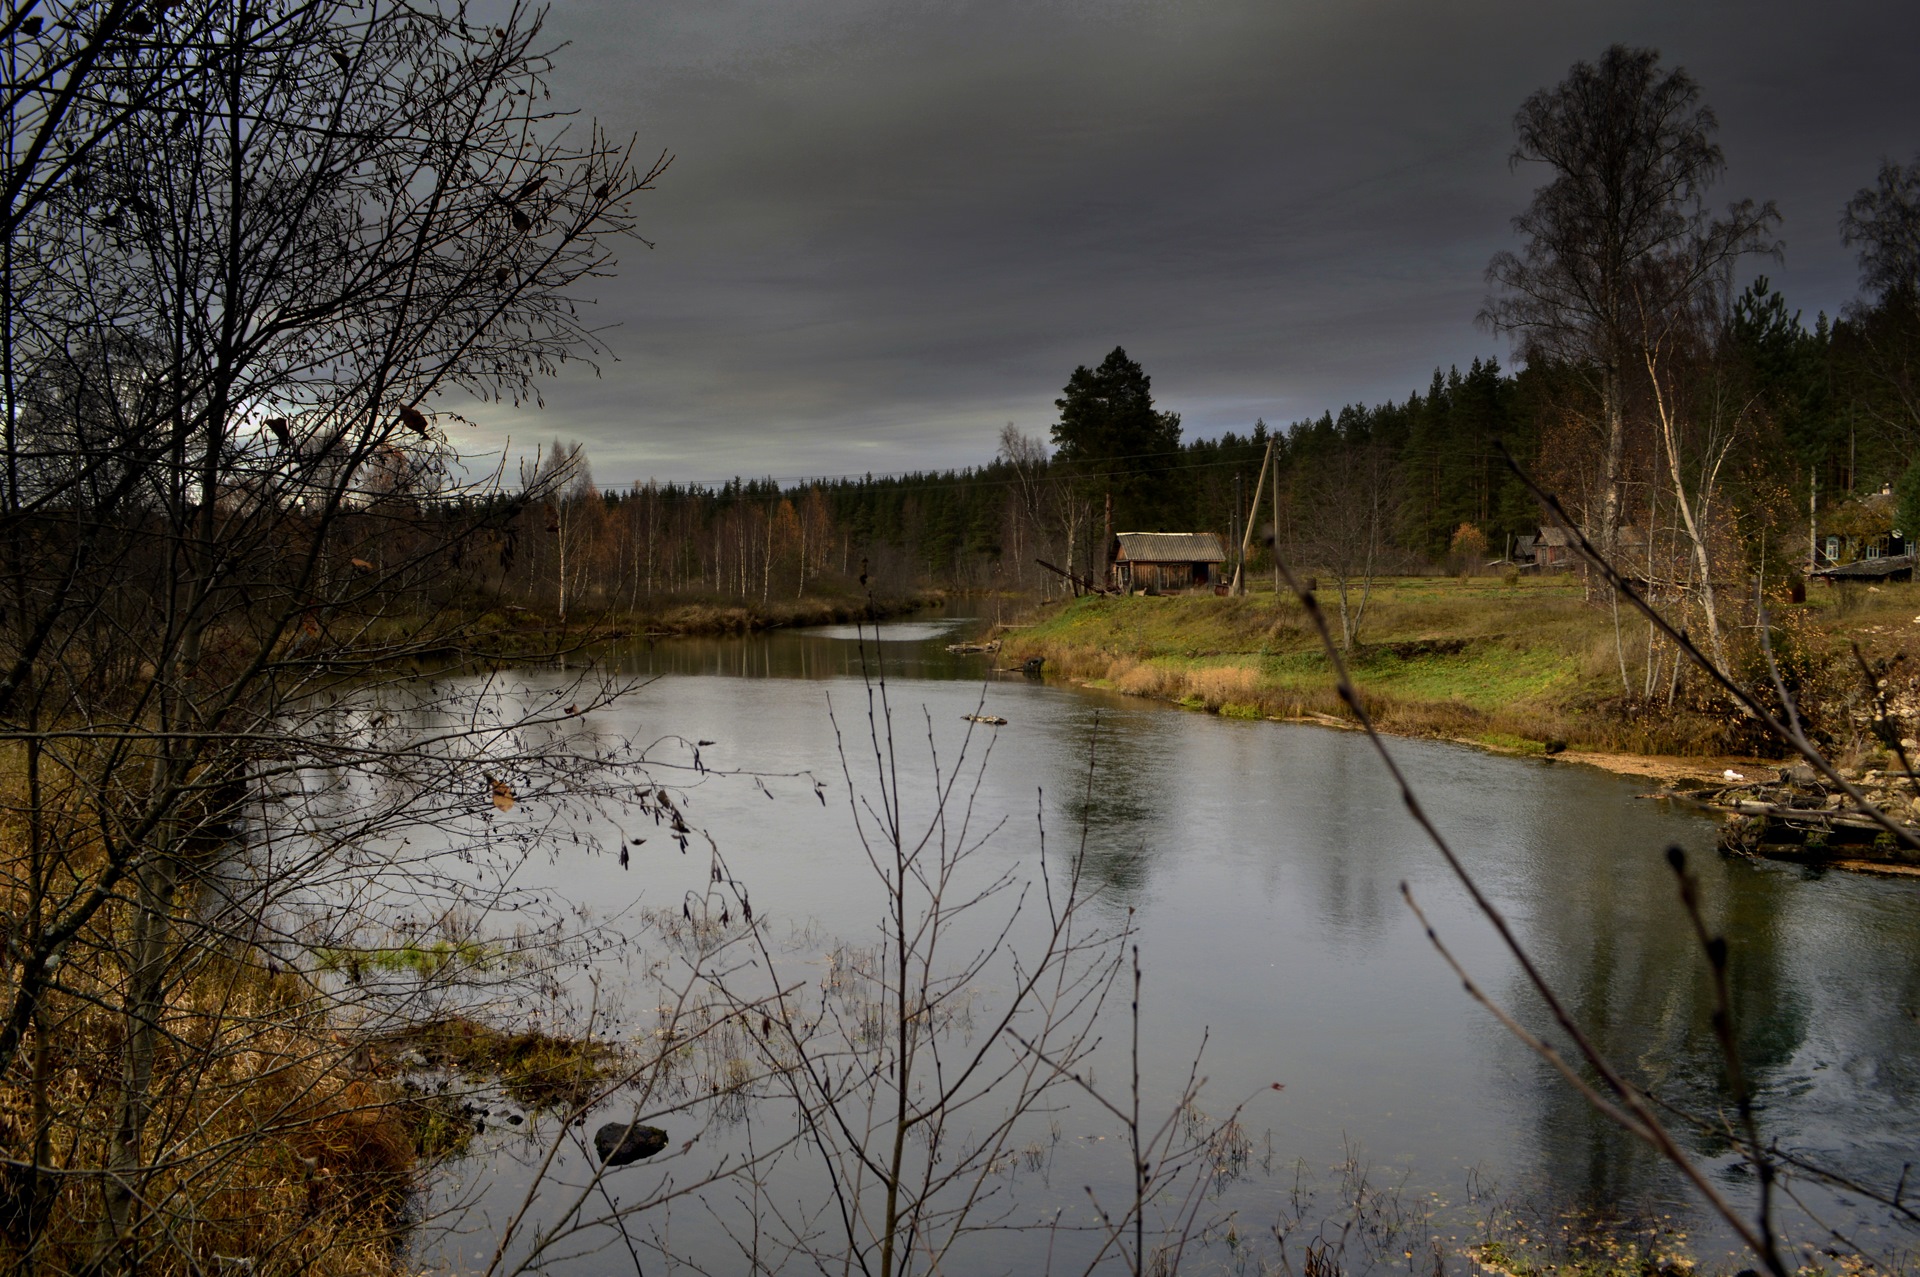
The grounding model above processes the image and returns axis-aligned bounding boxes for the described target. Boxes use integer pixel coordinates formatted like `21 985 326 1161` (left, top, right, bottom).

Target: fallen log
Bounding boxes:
1035 558 1110 595
1720 799 1896 832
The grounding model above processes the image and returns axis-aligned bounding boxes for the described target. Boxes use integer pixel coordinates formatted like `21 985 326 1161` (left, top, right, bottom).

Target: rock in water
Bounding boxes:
594 1120 668 1167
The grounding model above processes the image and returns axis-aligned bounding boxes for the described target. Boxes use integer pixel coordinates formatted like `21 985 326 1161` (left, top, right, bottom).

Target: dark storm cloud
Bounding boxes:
471 0 1920 484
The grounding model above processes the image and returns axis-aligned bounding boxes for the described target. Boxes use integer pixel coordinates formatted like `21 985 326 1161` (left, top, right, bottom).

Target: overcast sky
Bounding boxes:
468 0 1920 488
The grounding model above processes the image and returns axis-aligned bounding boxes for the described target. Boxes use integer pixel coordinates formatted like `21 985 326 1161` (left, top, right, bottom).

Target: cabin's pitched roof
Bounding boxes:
1812 553 1915 579
1535 524 1649 551
1824 490 1897 537
1114 532 1227 563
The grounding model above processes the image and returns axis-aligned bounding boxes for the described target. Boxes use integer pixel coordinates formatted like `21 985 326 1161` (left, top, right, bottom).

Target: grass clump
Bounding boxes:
313 939 508 981
1476 732 1549 755
375 1016 622 1110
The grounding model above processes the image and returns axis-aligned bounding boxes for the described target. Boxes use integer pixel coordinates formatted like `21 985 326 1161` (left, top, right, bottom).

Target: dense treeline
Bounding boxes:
490 258 1918 616
483 357 1541 610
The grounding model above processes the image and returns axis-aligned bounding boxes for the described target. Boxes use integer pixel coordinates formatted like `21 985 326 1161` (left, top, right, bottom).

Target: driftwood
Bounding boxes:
1666 777 1920 867
1719 799 1895 832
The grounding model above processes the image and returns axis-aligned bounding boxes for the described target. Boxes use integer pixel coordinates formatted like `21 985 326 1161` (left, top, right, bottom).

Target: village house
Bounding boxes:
1527 524 1649 571
1810 483 1914 581
1112 532 1228 594
1816 484 1907 567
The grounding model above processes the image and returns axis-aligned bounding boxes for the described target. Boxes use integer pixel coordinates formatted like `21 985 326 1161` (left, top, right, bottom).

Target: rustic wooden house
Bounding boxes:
1113 532 1227 594
1817 484 1907 567
1530 524 1649 571
1531 526 1576 569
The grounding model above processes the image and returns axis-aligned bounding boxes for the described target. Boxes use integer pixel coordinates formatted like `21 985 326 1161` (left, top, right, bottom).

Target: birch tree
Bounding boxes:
1484 45 1773 561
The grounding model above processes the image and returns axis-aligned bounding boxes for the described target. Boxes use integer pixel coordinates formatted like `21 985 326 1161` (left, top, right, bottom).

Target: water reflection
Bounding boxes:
1488 783 1920 1232
406 614 1920 1271
594 611 992 682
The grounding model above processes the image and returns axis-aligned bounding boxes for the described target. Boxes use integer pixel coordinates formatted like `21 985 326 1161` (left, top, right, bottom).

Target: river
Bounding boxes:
377 612 1920 1275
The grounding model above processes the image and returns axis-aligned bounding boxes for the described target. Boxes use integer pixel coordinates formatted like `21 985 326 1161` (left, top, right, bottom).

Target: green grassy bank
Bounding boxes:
997 576 1903 760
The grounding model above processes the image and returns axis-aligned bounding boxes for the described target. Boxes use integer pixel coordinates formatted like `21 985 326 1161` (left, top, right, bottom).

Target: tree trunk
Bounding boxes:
556 505 569 622
1648 356 1731 675
1598 362 1626 562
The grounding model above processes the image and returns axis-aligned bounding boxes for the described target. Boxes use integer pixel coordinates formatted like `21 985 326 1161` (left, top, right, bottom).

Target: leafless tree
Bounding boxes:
522 439 591 621
1842 155 1920 308
1839 156 1920 451
1483 44 1777 564
0 0 669 1270
1293 439 1397 651
1635 258 1767 675
703 663 1127 1276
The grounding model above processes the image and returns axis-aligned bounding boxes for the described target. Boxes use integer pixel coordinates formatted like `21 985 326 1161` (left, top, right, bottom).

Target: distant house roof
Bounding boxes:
1114 532 1227 564
1535 525 1649 550
1812 553 1915 580
1824 489 1897 538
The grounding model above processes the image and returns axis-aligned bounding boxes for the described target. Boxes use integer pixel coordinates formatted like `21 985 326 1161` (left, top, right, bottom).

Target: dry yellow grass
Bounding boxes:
0 951 422 1277
0 756 426 1277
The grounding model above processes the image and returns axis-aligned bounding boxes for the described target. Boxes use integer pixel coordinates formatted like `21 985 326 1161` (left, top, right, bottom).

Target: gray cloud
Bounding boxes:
465 0 1920 485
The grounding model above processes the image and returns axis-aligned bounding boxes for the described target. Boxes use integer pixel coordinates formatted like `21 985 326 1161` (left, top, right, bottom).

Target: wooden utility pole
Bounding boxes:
1230 473 1241 587
1271 439 1281 595
1232 440 1273 595
1102 492 1115 592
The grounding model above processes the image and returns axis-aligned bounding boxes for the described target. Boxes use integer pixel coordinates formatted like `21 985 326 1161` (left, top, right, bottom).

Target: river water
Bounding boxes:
389 613 1920 1275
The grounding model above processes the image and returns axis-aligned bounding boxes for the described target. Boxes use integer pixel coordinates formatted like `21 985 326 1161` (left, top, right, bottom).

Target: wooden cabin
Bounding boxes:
1817 484 1907 567
1530 524 1649 571
1532 526 1576 569
1113 532 1227 595
1808 484 1914 582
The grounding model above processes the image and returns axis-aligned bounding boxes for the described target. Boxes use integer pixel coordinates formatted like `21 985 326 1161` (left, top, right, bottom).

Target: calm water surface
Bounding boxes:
397 613 1920 1273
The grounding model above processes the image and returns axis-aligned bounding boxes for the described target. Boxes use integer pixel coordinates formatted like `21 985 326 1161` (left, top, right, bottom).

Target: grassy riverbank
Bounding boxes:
997 576 1920 766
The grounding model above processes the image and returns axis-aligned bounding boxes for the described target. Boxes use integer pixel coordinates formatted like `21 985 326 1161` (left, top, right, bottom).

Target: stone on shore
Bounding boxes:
594 1120 668 1167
